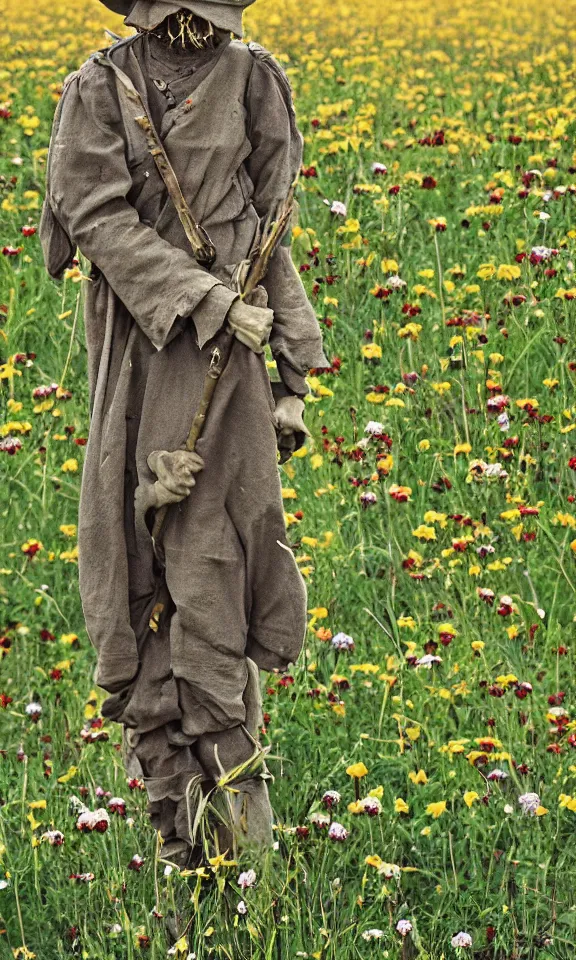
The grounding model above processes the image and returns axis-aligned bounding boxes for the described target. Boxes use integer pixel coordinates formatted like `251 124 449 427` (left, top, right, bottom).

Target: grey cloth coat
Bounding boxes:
40 32 328 793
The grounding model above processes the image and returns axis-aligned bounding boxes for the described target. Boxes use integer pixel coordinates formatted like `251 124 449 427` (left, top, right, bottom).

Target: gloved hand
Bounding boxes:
227 286 273 354
146 449 205 509
274 395 310 463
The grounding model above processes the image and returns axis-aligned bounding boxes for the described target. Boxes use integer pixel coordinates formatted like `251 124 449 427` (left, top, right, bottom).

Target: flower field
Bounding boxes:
3 0 576 956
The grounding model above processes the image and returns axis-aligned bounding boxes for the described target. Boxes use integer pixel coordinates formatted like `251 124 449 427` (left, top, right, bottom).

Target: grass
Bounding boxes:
2 0 576 956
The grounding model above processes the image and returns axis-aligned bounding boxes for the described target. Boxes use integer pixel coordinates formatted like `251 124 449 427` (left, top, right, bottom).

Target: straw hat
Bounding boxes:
100 0 257 36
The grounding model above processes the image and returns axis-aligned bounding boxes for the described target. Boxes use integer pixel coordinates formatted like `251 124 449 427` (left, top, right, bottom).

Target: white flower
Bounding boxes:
484 462 508 479
415 654 442 668
372 162 387 174
309 812 330 828
360 490 378 507
12 157 23 166
487 769 508 781
331 632 355 651
365 420 385 436
25 701 42 716
41 830 64 845
321 790 341 808
238 869 257 889
324 199 347 217
0 880 8 890
504 804 514 814
538 211 550 220
396 919 413 937
237 900 247 915
497 412 509 432
360 796 382 816
451 931 472 948
518 792 540 815
362 928 385 940
378 862 401 880
531 245 554 259
328 821 348 841
542 192 553 203
388 274 407 290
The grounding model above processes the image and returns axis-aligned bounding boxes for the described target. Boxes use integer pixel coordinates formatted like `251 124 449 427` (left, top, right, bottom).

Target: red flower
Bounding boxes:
421 176 437 189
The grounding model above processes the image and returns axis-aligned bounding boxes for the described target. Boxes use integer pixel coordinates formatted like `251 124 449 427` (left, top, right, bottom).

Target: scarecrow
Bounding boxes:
40 0 328 870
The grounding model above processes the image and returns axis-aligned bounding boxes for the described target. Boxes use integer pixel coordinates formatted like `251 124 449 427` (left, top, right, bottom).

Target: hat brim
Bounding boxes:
118 1 246 36
100 0 132 12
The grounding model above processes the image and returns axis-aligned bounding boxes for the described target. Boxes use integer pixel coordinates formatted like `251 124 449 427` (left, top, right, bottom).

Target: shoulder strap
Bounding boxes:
91 50 216 270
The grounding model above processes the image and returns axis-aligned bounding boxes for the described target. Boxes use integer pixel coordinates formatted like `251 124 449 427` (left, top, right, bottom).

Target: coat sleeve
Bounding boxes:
244 53 329 398
43 60 237 352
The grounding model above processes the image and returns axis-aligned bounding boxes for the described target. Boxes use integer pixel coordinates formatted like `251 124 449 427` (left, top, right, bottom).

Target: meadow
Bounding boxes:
2 0 576 956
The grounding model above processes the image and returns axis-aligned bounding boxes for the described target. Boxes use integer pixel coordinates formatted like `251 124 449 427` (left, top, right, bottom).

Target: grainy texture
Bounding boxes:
40 28 327 847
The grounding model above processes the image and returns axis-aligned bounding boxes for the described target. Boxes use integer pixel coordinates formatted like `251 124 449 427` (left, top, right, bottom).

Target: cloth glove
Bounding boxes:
227 290 273 354
146 449 205 509
274 395 310 463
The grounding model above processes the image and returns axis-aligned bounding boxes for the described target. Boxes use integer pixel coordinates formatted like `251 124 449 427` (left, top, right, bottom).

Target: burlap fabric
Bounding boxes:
40 30 328 854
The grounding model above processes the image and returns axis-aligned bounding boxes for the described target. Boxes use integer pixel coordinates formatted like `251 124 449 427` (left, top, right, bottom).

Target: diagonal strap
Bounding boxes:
91 50 217 269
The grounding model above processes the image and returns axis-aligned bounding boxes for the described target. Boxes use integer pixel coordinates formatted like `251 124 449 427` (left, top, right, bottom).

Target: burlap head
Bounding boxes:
99 0 257 36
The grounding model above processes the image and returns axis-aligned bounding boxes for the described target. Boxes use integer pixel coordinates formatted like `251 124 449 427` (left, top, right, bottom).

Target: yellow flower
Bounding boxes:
464 791 479 808
61 458 78 473
381 258 399 272
395 798 409 814
408 769 428 785
365 854 383 869
477 263 496 280
426 801 447 818
346 762 369 779
497 263 521 281
361 342 382 360
59 524 77 537
412 524 436 541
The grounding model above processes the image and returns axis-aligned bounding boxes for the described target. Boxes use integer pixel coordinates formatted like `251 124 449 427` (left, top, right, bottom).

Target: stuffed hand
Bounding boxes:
274 395 310 463
146 449 205 509
228 289 273 354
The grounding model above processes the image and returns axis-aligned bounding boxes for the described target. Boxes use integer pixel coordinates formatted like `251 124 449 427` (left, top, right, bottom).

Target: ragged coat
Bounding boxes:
40 30 328 745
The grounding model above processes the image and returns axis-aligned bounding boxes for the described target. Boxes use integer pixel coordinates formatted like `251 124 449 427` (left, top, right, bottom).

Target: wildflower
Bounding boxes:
346 762 368 779
364 420 385 436
326 200 347 217
237 900 247 915
362 929 385 941
426 801 447 818
321 790 341 809
25 702 42 721
328 821 348 841
416 654 442 668
397 919 413 937
41 830 64 846
372 162 387 174
107 797 126 816
0 436 23 454
127 854 145 871
238 869 257 889
360 490 377 508
518 792 541 815
451 931 473 948
331 632 355 651
487 769 508 781
76 808 110 833
309 812 330 829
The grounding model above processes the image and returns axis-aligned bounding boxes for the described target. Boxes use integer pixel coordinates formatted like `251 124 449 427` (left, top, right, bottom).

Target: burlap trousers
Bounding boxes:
120 656 274 857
